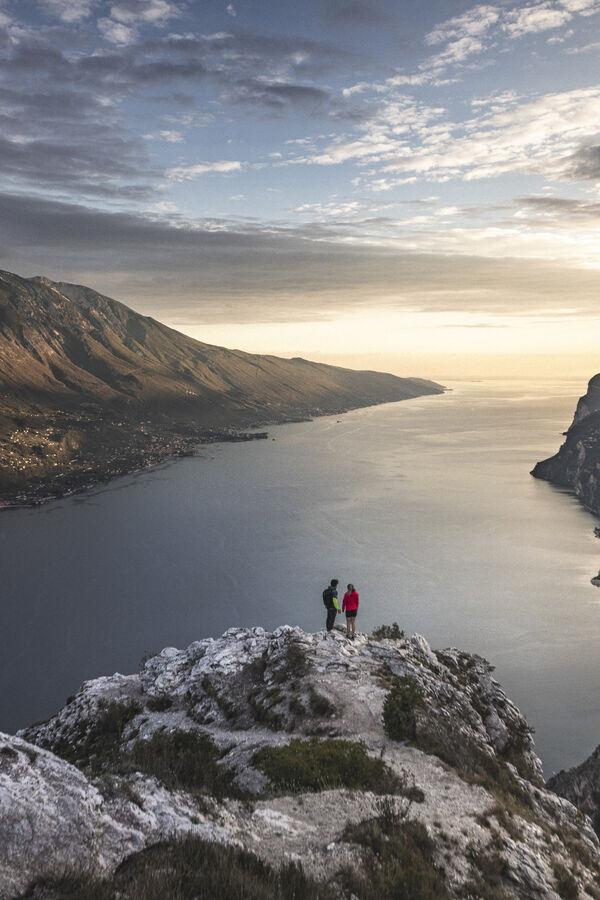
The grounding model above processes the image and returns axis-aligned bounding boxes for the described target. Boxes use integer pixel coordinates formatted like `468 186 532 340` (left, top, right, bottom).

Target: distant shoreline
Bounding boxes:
0 392 444 511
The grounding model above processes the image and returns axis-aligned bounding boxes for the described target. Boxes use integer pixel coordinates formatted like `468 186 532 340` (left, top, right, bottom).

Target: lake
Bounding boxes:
2 377 599 776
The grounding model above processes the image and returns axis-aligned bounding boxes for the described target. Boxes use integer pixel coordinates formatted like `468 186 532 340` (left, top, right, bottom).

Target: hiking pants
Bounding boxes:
326 608 336 631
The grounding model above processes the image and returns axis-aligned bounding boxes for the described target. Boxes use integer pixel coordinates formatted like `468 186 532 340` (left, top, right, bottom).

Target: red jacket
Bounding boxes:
342 590 359 611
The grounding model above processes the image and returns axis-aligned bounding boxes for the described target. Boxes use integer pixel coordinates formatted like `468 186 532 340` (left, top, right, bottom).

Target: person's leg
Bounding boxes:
351 615 357 636
346 613 351 636
326 607 336 631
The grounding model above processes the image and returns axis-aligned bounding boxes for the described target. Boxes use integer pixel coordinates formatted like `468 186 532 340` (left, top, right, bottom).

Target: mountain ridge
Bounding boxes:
0 269 443 506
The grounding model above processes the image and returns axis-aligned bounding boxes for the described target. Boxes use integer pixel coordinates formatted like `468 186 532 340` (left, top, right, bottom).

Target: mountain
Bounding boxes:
0 269 443 505
3 624 599 898
531 375 600 516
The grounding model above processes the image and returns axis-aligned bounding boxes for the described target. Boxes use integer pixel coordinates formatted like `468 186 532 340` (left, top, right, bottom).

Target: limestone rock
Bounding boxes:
4 625 599 898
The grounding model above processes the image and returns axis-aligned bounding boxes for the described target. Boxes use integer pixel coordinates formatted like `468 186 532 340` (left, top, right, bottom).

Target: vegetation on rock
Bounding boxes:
341 801 452 899
382 676 424 742
254 737 405 795
371 622 405 641
19 836 334 900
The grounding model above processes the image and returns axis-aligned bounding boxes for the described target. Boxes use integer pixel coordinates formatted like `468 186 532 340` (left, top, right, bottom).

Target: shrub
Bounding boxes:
52 699 142 772
122 729 244 799
145 695 173 713
20 836 335 900
248 690 285 731
308 688 335 718
201 675 236 720
382 676 424 742
372 622 405 641
274 640 309 683
253 737 404 795
341 813 452 899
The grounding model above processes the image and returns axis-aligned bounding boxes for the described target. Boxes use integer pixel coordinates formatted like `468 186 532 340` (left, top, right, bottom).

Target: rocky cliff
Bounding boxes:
531 375 600 516
2 625 599 898
0 269 443 506
548 744 600 839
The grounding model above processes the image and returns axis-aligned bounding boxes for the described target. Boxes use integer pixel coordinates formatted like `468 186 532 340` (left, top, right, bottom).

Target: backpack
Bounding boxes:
322 586 333 608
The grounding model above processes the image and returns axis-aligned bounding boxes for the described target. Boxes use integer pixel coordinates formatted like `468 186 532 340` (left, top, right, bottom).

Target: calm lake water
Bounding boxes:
2 378 600 776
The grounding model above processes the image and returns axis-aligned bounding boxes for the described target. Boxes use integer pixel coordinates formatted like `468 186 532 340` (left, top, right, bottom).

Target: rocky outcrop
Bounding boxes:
548 744 600 835
3 625 599 898
531 375 600 516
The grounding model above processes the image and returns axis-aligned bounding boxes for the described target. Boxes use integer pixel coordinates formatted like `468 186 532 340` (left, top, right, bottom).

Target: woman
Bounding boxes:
342 583 359 639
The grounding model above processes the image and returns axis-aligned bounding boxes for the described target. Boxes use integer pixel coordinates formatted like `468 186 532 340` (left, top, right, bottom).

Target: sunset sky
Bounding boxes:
1 0 599 376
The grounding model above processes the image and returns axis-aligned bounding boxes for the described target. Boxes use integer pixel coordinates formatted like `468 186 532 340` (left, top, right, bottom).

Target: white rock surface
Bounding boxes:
3 624 598 898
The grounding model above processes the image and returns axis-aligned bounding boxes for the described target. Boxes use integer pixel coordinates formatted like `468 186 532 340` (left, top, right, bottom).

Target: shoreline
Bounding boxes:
0 390 444 511
0 428 272 512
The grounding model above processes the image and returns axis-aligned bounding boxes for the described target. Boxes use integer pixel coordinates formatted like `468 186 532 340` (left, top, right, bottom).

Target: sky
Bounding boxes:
0 0 599 377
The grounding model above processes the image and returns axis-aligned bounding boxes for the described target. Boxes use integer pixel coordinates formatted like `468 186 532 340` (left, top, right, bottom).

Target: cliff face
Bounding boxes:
548 744 600 836
0 269 444 505
2 626 599 898
531 375 600 516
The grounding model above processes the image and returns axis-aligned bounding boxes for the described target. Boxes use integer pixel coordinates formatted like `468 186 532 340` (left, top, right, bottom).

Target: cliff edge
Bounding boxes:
2 625 599 898
531 375 600 517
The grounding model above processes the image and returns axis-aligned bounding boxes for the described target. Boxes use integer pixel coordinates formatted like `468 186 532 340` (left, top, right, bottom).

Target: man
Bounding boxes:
323 578 340 632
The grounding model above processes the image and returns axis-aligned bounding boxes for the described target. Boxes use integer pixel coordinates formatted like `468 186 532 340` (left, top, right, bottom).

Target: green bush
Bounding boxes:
382 676 424 742
372 622 405 641
52 699 142 771
19 836 335 900
122 729 244 799
145 695 173 713
253 737 404 795
341 813 452 899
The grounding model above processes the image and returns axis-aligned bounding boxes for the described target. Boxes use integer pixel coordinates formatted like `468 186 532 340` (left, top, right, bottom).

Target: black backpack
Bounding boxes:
322 586 333 608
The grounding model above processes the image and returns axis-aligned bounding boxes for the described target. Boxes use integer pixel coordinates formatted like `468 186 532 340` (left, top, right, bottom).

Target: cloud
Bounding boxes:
109 0 181 26
559 0 600 12
503 4 572 37
2 192 599 324
97 17 137 44
516 194 600 221
378 87 600 182
226 4 237 17
97 1 181 45
425 5 501 45
166 160 243 180
559 143 600 179
38 0 97 22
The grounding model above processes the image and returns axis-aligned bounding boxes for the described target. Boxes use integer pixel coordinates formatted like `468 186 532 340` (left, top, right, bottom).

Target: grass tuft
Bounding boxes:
19 836 335 899
253 737 406 795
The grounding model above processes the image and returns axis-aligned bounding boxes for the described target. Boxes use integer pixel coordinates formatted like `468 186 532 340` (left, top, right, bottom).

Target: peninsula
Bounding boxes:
0 270 443 508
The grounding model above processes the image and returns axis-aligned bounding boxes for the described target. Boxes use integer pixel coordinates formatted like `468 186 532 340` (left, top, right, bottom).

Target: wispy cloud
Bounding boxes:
503 4 572 37
166 160 243 180
38 0 97 22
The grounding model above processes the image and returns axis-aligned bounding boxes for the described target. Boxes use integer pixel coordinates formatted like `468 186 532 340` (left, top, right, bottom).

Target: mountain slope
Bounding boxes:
0 270 443 504
531 375 600 516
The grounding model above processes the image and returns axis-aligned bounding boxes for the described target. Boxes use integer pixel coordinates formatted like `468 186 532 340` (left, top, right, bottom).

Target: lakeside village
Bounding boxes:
0 409 269 510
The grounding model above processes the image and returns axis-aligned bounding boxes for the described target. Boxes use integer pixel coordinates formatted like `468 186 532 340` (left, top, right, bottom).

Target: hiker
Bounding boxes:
323 579 340 632
342 583 359 639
